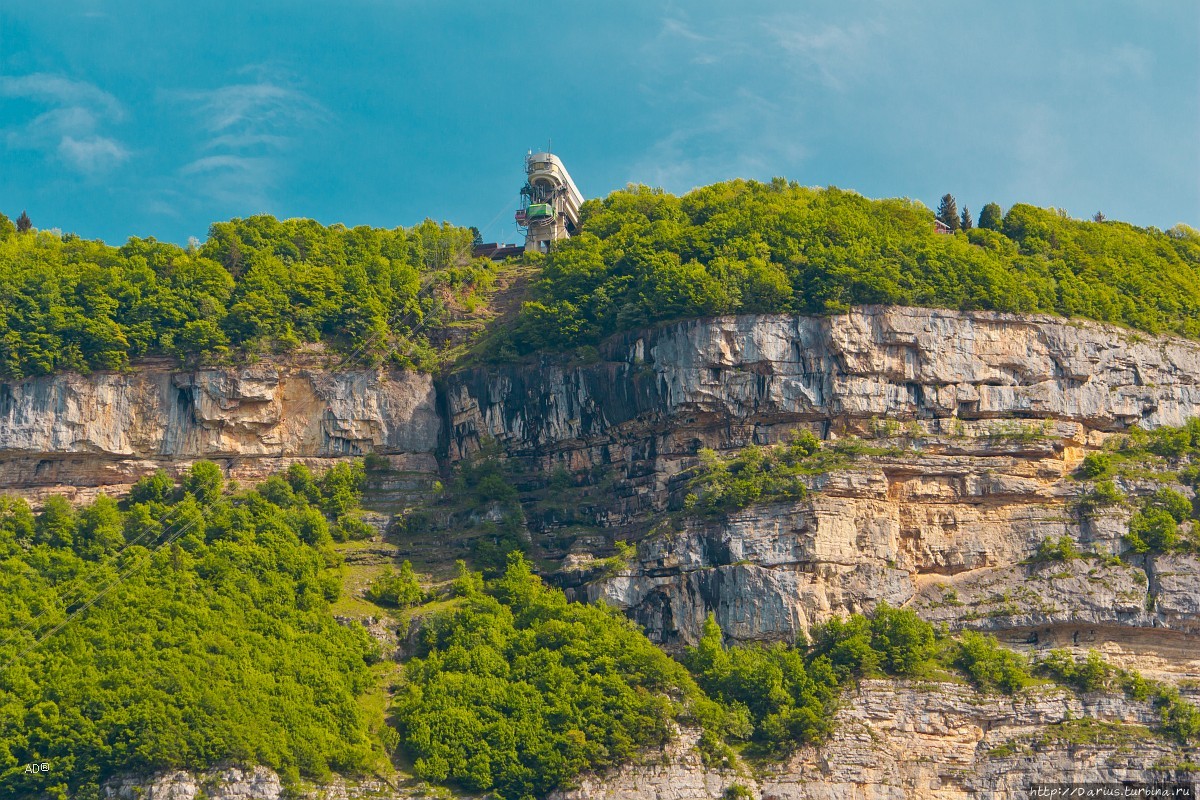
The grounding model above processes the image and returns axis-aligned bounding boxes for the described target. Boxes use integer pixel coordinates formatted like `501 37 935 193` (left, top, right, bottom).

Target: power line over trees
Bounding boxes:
936 194 960 232
978 202 1003 231
960 206 973 231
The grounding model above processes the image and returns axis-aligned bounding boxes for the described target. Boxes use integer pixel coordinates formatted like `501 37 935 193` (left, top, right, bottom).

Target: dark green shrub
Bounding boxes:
684 431 833 515
366 561 423 608
1079 480 1125 513
1127 508 1179 553
257 475 296 507
320 461 367 518
684 615 838 753
1038 649 1112 692
128 469 176 505
333 510 376 542
1034 535 1081 562
363 452 391 473
810 603 938 680
1080 452 1113 479
183 460 224 504
1147 487 1193 524
955 631 1031 693
1155 686 1200 743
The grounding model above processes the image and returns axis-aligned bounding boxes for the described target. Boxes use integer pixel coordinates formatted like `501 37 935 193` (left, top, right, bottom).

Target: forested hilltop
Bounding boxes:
499 180 1200 356
2 180 1198 379
0 214 493 379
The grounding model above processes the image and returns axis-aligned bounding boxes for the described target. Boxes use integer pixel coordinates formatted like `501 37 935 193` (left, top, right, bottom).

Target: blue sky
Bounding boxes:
1 1 1197 245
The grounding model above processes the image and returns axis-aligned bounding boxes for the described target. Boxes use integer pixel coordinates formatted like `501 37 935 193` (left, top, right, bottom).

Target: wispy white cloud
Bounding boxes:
176 81 326 135
0 73 129 173
660 17 711 44
626 8 890 192
630 89 808 192
770 17 885 91
166 72 327 210
59 135 130 173
0 73 123 118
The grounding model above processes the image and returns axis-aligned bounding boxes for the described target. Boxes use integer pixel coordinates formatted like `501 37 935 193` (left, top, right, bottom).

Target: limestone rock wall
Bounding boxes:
0 358 440 503
446 307 1200 461
443 308 1200 655
550 682 1200 800
10 307 1200 799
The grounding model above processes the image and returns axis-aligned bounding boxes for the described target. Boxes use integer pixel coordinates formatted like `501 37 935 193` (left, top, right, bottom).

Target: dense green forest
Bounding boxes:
4 180 1200 377
0 462 381 799
2 464 1196 799
395 560 1200 799
0 213 490 378
499 180 1200 355
393 555 704 798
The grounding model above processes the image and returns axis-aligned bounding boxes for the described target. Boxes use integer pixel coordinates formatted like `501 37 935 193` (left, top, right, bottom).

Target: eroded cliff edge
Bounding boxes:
0 355 441 504
443 308 1200 669
7 306 1200 798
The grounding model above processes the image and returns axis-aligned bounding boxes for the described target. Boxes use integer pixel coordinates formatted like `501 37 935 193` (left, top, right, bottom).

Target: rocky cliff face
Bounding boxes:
444 308 1200 668
9 306 1200 799
551 682 1200 800
446 306 1200 462
0 356 440 504
107 682 1200 800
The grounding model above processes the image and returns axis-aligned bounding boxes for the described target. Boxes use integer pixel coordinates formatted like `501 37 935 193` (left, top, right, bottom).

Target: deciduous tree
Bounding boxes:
978 202 1003 231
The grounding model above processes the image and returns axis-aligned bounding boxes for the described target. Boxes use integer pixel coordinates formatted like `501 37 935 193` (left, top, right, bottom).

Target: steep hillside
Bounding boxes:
3 182 1200 798
4 306 1200 798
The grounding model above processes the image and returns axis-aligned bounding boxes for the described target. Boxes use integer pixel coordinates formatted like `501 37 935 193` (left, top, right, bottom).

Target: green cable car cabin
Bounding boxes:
526 203 555 220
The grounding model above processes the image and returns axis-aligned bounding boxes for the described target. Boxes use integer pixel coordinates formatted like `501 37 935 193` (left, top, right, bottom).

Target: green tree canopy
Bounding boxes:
978 202 1003 231
0 215 490 378
497 180 1200 356
0 462 383 798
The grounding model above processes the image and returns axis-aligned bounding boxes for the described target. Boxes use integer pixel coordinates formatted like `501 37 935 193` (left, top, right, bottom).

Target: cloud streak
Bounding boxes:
168 76 327 210
770 17 885 91
0 73 130 173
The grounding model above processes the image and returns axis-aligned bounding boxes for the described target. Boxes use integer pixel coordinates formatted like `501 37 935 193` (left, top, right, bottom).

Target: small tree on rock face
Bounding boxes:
960 206 973 231
978 202 1003 231
936 194 960 232
16 211 32 233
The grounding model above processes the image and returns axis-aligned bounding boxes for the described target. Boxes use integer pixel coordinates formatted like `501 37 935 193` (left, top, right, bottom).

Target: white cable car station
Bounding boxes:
515 151 584 253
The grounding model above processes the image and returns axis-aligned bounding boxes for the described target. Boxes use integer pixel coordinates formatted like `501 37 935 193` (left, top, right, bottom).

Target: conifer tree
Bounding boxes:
16 210 32 233
960 206 973 231
936 194 960 231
